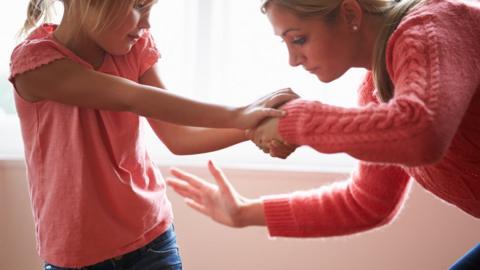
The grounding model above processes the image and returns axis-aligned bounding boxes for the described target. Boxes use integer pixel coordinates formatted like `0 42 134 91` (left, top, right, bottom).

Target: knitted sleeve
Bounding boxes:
263 163 411 237
278 14 479 166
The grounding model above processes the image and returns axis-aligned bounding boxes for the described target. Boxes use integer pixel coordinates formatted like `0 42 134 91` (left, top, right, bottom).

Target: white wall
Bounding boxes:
0 160 478 270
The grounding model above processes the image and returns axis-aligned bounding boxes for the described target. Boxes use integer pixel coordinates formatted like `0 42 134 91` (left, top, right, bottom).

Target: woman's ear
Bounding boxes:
340 0 363 32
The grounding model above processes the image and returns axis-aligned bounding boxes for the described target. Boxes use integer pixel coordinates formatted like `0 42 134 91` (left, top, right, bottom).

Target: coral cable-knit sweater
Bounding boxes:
263 0 480 237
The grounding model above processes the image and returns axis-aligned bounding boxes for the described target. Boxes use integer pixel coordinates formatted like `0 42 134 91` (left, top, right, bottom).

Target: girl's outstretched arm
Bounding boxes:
13 58 287 129
140 64 298 155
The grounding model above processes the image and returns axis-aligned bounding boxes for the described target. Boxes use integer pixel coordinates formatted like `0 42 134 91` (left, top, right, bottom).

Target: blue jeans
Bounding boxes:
450 243 480 270
44 225 182 270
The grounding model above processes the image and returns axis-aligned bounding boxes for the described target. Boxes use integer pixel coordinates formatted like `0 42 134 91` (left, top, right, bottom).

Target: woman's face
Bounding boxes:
266 4 358 82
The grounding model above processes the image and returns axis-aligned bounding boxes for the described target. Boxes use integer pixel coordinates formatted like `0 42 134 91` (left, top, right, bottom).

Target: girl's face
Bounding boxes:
91 1 156 55
266 4 358 82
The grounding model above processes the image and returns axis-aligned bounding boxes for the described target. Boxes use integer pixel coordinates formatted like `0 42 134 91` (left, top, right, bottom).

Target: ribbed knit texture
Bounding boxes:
264 0 480 237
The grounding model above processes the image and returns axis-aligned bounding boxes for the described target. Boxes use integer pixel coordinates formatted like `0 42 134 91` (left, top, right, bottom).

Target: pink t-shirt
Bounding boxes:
9 24 173 267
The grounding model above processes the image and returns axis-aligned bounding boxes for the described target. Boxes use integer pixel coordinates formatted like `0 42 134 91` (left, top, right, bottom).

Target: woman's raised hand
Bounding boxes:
166 160 250 228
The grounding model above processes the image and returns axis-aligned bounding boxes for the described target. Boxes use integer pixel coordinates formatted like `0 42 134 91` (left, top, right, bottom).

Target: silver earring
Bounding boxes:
352 25 359 31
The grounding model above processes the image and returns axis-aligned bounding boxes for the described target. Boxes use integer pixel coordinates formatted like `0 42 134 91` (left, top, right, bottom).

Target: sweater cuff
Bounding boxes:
279 99 313 145
262 195 300 237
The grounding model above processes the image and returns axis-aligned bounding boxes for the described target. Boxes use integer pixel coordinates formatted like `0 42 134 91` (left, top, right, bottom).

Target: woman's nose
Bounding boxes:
288 51 304 67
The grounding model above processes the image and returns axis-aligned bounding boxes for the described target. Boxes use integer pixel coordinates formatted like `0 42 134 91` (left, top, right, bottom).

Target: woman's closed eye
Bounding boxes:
292 36 306 45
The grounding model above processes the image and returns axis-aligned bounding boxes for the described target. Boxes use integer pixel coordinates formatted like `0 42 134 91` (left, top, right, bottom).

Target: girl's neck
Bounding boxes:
53 19 106 69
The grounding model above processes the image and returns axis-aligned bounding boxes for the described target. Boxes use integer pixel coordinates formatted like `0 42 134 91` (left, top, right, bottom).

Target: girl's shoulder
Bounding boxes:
10 24 89 81
128 30 161 76
129 30 161 61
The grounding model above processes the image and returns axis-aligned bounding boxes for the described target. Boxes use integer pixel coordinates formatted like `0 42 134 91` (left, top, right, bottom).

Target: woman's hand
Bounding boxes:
234 88 299 130
267 139 297 159
247 117 297 158
166 161 255 227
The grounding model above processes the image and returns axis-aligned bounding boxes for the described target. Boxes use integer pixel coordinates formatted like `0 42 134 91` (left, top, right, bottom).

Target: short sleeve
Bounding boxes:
132 30 161 76
9 39 66 83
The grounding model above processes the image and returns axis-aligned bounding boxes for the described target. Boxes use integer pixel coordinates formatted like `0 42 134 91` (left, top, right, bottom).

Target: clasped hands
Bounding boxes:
165 89 300 227
247 88 299 159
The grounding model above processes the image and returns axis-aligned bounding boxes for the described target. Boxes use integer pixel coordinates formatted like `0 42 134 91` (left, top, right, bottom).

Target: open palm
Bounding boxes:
166 160 247 227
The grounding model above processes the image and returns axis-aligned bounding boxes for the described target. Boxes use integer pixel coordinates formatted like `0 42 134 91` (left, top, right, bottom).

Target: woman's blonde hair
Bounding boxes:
261 0 424 102
21 0 145 37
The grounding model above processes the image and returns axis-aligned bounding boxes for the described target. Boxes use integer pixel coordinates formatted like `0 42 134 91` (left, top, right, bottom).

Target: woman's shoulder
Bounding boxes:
394 0 480 35
386 0 480 60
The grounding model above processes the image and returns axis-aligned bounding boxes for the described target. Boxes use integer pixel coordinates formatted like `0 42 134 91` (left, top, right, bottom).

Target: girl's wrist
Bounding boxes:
230 106 246 129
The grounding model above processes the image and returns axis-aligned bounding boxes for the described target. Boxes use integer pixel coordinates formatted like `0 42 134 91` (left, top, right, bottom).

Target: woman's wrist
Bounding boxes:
237 197 266 227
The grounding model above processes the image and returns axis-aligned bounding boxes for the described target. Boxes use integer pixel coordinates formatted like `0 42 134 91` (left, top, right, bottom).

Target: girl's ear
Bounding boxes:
340 0 364 32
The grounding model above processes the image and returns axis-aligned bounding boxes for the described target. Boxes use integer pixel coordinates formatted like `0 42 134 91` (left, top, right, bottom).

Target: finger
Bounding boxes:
275 87 295 96
261 108 286 118
254 139 269 153
207 160 233 191
170 167 207 189
270 148 289 159
269 140 295 159
265 93 298 108
166 178 202 201
279 87 300 98
245 129 254 140
184 198 209 216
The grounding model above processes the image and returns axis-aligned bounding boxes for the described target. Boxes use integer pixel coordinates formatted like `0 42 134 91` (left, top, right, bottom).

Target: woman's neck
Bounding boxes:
356 13 385 70
53 18 106 69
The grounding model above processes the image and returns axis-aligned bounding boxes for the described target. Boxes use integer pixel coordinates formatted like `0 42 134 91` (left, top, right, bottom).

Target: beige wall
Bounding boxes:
0 160 478 270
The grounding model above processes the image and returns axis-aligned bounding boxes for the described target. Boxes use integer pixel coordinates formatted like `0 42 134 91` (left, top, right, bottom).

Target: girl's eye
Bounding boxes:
134 3 146 10
292 37 306 45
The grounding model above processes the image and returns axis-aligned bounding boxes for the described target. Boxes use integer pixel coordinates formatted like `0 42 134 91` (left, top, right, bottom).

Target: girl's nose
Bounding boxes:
139 16 151 30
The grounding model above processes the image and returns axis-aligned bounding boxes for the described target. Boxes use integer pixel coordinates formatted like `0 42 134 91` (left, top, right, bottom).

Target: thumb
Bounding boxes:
263 108 287 118
245 129 254 140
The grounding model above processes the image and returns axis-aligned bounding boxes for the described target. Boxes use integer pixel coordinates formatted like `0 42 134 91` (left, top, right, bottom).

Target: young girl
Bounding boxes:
166 0 480 268
8 0 297 269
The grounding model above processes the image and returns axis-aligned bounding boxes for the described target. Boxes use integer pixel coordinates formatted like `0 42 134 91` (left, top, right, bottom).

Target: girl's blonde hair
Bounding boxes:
261 0 424 102
21 0 144 37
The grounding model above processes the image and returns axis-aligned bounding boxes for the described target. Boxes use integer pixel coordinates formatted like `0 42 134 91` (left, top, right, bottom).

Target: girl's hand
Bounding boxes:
234 88 299 130
166 161 249 227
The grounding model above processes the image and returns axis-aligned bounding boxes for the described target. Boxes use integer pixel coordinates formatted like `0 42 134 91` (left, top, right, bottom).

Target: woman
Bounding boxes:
167 0 480 268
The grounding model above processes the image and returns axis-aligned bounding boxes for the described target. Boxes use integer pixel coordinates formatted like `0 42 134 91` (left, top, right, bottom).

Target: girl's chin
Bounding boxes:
108 45 134 56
